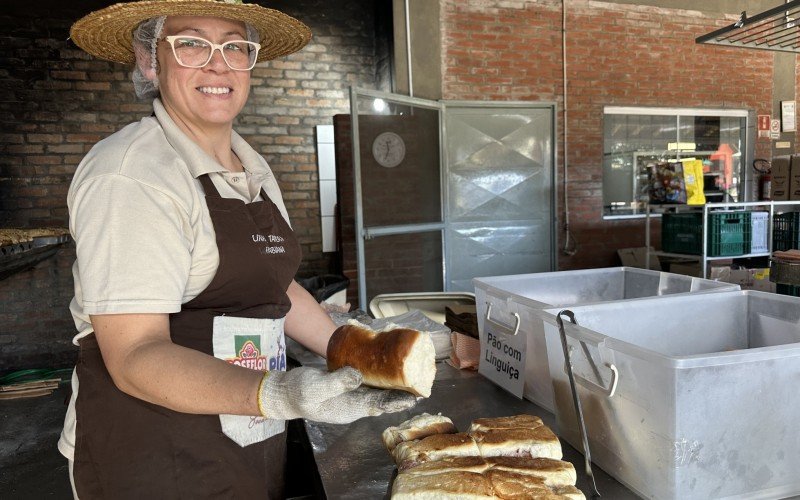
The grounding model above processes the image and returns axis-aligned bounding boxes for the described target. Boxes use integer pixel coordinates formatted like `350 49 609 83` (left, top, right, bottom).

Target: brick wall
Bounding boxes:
0 0 389 372
441 0 778 270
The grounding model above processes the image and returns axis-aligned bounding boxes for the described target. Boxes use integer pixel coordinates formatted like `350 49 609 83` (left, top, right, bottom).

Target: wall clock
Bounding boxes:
371 131 406 168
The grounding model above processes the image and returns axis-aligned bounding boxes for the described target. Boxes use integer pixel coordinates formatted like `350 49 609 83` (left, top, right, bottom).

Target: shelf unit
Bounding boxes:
645 201 800 277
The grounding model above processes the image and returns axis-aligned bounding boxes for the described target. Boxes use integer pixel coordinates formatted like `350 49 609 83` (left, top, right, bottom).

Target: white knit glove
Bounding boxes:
258 366 417 424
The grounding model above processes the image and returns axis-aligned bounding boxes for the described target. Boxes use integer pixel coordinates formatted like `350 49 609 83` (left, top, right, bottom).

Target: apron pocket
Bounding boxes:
212 316 287 447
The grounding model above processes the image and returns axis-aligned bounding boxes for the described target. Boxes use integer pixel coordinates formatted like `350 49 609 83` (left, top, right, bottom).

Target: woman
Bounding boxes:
59 1 416 497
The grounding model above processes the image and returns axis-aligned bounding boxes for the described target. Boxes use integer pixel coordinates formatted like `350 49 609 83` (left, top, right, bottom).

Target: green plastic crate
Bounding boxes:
661 213 703 254
772 212 800 252
776 283 800 297
662 211 751 257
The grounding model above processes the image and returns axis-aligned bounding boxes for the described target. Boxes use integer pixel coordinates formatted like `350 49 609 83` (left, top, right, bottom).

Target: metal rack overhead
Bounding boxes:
696 0 800 53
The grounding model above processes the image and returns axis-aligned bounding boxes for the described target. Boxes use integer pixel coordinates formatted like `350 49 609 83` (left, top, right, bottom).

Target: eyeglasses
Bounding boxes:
161 35 261 71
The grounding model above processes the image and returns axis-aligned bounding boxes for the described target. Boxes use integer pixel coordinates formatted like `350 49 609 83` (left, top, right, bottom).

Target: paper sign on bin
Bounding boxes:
478 304 527 398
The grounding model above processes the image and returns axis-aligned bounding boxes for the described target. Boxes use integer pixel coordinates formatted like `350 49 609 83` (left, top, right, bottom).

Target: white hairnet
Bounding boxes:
131 17 261 101
132 16 166 100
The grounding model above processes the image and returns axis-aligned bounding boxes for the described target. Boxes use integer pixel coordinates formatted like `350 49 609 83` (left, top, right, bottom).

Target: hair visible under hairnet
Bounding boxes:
132 16 165 100
131 17 261 101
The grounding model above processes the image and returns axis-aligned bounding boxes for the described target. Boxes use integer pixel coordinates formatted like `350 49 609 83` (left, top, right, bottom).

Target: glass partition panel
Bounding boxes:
604 113 676 214
353 94 441 227
678 115 746 203
602 107 749 218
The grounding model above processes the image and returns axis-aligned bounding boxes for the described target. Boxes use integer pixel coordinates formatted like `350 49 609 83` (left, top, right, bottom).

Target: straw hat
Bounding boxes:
70 0 311 65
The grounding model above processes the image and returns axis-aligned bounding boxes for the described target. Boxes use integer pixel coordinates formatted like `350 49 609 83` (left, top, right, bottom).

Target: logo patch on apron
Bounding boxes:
213 316 286 447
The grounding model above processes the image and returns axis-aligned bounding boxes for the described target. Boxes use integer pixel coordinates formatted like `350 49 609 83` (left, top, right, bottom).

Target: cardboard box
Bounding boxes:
772 155 791 201
617 247 661 271
709 266 776 293
791 155 800 201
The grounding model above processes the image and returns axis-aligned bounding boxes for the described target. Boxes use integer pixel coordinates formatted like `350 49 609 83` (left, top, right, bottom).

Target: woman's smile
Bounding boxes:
197 85 232 95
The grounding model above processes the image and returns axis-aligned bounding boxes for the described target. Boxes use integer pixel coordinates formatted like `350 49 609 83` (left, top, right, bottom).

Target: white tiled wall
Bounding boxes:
316 125 337 252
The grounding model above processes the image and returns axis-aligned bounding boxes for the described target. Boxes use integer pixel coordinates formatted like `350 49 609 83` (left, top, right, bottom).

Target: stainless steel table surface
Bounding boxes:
301 356 639 499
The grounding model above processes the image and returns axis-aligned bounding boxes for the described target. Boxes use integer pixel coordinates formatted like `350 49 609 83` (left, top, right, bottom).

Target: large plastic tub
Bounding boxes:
473 267 740 412
541 290 800 500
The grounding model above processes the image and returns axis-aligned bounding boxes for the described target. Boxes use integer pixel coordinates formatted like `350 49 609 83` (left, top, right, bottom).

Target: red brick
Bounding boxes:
51 70 86 80
75 81 112 91
26 134 63 143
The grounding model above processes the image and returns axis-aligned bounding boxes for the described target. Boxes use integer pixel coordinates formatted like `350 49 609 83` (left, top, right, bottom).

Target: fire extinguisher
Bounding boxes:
754 159 772 201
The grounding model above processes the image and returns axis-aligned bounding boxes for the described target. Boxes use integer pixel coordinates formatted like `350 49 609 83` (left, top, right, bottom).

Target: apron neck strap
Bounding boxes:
200 173 272 203
198 174 221 198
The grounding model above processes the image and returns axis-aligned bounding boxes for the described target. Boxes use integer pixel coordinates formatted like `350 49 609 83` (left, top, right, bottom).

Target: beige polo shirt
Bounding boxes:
68 98 291 342
59 98 292 460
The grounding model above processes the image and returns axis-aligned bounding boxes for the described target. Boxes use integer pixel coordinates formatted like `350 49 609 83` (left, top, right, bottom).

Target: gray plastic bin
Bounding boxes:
542 290 800 500
473 267 740 412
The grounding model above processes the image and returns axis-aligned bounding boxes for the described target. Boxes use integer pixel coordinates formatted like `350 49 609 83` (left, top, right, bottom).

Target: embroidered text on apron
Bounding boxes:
73 173 301 499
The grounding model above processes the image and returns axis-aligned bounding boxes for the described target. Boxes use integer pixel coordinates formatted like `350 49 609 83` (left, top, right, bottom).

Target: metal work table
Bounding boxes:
294 345 639 499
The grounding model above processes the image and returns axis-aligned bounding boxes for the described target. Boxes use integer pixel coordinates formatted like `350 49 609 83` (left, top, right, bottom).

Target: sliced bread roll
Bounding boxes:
391 471 494 500
392 469 584 500
470 427 562 460
468 414 544 433
485 457 576 487
402 456 490 476
393 433 480 471
485 469 582 499
383 413 458 453
327 322 436 397
483 469 555 499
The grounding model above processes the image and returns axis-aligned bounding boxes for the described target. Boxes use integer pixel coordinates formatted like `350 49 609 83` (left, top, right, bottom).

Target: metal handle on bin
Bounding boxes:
485 302 521 336
565 357 619 398
556 309 601 498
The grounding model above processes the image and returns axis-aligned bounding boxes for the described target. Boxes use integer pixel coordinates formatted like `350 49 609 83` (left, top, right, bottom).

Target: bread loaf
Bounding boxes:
485 457 576 487
402 457 490 476
468 414 544 433
391 471 495 499
386 414 583 499
470 427 562 461
392 469 584 499
326 322 436 397
382 413 457 453
485 469 585 499
393 433 481 471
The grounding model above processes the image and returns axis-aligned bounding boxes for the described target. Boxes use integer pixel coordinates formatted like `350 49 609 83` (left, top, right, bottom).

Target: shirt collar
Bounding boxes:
153 98 268 179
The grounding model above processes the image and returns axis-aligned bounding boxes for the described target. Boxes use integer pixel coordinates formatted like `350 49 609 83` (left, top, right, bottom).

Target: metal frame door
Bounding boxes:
441 101 557 291
350 88 444 308
350 88 556 308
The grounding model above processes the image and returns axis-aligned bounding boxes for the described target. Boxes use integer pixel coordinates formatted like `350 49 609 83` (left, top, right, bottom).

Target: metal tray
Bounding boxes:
32 234 70 247
0 236 70 280
0 241 34 257
368 292 475 324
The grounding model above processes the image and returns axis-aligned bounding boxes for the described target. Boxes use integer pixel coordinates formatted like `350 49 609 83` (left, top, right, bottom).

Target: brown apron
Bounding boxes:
73 173 301 499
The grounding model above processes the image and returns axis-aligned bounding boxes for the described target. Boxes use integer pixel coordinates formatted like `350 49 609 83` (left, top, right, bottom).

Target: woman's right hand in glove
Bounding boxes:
258 366 417 424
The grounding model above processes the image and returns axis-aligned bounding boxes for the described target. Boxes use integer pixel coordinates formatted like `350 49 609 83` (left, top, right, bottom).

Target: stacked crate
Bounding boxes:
772 212 800 252
773 211 800 297
662 211 751 256
750 211 770 254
